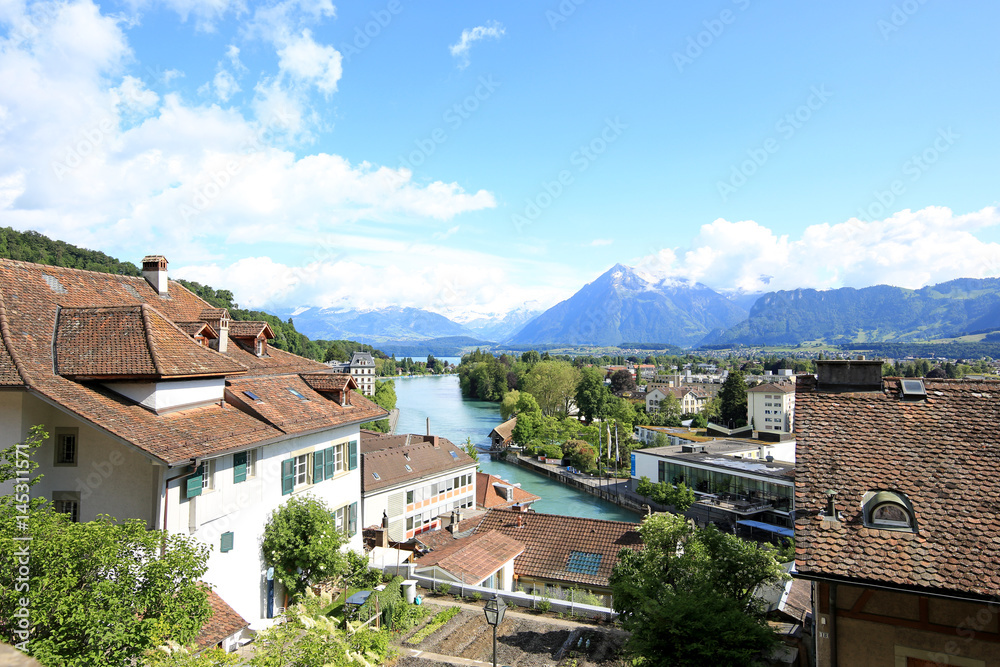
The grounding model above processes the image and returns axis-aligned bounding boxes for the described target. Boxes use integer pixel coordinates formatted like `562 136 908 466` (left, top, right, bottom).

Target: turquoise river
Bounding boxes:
391 373 640 523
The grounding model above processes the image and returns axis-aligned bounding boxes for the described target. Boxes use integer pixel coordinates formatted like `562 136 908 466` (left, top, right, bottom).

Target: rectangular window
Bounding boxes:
406 516 414 530
247 448 258 478
348 502 358 537
333 443 345 473
431 482 439 496
334 506 346 532
53 428 78 467
657 461 666 483
294 454 309 486
201 459 215 492
406 490 414 504
53 491 80 522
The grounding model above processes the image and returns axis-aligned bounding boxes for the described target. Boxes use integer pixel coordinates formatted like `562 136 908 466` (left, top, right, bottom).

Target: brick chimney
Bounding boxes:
141 255 168 297
814 359 883 392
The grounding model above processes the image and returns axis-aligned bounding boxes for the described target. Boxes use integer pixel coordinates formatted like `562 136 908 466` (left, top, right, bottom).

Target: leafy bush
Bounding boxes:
438 582 451 595
538 598 552 613
472 592 482 601
358 576 404 621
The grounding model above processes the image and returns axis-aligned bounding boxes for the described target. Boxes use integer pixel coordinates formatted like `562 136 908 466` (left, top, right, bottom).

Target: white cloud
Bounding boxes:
0 0 497 278
212 69 241 102
449 21 505 69
276 29 342 94
636 206 1000 293
589 238 613 247
126 0 246 32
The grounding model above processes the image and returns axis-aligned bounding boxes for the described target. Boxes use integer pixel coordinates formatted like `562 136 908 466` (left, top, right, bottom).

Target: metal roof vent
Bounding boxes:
900 379 926 399
43 273 67 294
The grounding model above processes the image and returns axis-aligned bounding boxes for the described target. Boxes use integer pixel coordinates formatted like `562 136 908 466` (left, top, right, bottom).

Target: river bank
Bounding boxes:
392 374 641 522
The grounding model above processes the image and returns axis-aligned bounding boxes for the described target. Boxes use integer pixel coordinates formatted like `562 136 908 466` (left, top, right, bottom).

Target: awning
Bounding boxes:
737 519 794 538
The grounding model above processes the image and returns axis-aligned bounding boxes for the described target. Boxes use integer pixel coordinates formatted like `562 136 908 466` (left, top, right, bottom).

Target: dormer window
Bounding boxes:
863 490 917 532
255 338 266 356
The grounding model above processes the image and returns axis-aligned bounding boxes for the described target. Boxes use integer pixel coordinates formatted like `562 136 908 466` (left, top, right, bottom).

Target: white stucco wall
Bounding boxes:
362 463 478 542
103 378 225 413
0 392 158 525
183 425 365 627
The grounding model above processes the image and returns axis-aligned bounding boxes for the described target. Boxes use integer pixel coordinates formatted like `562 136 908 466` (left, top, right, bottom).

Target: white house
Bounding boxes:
747 382 795 435
360 432 477 542
349 352 376 396
645 386 708 414
0 256 386 630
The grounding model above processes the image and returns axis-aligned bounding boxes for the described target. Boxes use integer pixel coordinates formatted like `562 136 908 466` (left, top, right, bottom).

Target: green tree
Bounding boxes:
500 389 521 421
718 370 748 427
575 366 610 422
1 427 212 666
523 360 580 416
261 495 349 599
610 513 783 666
463 438 481 471
609 369 636 393
562 439 597 471
362 378 397 432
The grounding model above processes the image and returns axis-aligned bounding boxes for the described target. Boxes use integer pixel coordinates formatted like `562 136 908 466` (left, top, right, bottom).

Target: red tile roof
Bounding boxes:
175 321 219 339
794 375 1000 600
228 320 274 339
300 372 356 393
0 258 384 465
54 305 245 379
361 435 476 493
748 382 794 394
473 509 642 588
476 472 540 509
415 531 524 584
196 587 249 649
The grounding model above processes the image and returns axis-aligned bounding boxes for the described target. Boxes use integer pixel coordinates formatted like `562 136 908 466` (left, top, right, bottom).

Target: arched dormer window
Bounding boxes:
862 490 917 532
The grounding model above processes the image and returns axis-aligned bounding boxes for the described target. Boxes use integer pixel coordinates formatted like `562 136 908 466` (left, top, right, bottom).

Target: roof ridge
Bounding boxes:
139 304 166 377
0 287 30 385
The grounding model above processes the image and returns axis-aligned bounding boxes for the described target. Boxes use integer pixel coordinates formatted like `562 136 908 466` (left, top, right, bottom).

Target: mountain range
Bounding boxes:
282 268 1000 351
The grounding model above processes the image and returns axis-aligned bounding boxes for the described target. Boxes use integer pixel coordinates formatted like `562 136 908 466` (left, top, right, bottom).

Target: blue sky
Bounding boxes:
1 0 998 319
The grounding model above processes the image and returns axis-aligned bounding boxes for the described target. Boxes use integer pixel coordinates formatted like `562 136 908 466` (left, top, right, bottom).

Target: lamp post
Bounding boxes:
483 594 507 667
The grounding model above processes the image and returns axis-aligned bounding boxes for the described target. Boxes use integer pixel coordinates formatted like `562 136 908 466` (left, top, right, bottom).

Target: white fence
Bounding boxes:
381 564 618 621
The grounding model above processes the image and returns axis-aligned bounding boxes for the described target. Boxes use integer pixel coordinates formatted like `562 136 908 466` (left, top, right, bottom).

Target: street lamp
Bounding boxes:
483 594 507 667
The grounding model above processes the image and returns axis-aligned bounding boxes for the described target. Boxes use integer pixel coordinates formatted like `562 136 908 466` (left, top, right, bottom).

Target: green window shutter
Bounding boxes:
220 531 234 553
233 451 248 484
186 467 203 498
348 440 358 471
324 446 335 479
348 502 358 537
281 459 294 496
313 450 325 483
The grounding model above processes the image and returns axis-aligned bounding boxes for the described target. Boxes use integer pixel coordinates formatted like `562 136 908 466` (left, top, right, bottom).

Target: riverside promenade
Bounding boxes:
508 453 650 517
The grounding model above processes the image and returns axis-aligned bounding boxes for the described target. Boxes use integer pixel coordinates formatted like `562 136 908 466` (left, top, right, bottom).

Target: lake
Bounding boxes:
392 374 640 522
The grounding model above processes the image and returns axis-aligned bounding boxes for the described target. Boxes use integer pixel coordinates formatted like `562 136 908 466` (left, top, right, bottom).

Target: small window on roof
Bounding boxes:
863 490 917 532
372 472 380 480
900 379 926 398
287 387 308 400
243 390 261 401
449 451 459 460
404 464 412 472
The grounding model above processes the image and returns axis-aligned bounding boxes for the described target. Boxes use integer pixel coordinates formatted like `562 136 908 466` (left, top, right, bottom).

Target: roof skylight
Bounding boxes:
900 379 926 398
287 387 308 400
243 390 261 401
566 551 603 575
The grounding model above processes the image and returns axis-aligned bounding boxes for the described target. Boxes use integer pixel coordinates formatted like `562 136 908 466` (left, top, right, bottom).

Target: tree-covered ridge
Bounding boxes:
0 227 141 276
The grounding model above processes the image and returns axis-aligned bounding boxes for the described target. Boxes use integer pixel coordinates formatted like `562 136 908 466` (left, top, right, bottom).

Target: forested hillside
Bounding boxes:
0 227 141 275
